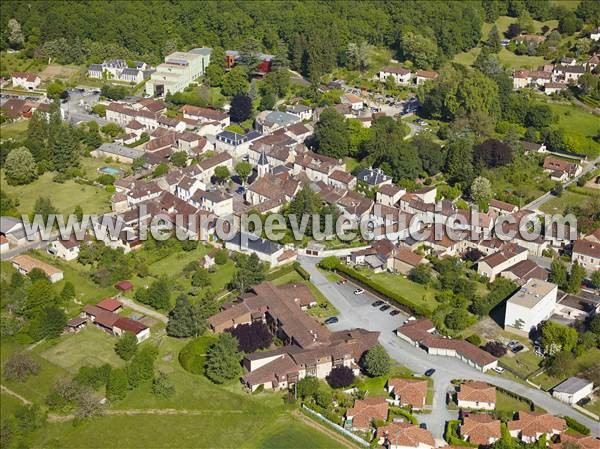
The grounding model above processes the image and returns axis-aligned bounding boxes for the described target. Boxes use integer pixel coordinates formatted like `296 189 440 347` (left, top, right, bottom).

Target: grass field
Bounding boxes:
453 47 548 70
495 390 535 415
540 189 599 214
529 348 600 391
0 119 29 140
545 102 600 157
0 170 112 215
0 51 47 74
38 326 126 373
363 270 438 312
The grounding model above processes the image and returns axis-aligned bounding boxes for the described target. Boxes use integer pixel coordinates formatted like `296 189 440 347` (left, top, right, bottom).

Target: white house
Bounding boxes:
340 93 364 111
456 381 496 411
11 72 41 90
11 254 64 283
477 243 528 281
224 232 296 267
504 279 558 335
379 66 412 85
572 239 600 272
552 377 593 405
146 48 211 97
48 237 83 261
377 422 435 449
591 27 600 41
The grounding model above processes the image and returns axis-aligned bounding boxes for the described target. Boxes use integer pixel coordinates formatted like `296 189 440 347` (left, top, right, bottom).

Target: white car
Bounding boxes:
354 288 365 295
493 366 505 373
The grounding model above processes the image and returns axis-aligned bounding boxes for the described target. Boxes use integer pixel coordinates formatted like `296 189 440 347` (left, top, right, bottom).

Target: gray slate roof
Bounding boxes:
97 143 144 160
553 377 592 394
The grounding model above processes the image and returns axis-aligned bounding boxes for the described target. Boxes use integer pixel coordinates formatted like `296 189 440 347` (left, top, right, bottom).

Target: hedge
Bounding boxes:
564 416 590 435
294 262 311 281
333 264 433 317
389 406 418 425
444 420 477 447
495 385 536 412
265 263 297 281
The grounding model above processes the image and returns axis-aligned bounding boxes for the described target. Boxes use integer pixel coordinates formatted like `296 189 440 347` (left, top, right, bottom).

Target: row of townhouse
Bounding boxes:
512 55 598 93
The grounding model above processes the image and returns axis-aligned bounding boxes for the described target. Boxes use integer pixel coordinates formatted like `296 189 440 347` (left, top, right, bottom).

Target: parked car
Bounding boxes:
390 310 401 316
419 423 428 430
379 304 390 312
511 344 524 353
424 369 436 377
507 340 519 349
493 366 505 373
337 279 347 285
235 186 245 194
371 300 384 307
354 288 364 295
324 317 339 325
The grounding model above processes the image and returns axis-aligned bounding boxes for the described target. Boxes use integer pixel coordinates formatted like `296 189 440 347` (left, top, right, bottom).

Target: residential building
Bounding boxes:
504 279 558 334
572 239 600 272
508 411 566 443
11 72 41 90
255 110 302 134
414 70 438 85
11 254 64 283
215 130 262 158
47 236 84 261
591 27 600 41
500 259 548 286
552 435 600 449
379 66 412 85
181 105 229 127
551 377 593 405
197 152 233 184
0 235 9 253
91 142 144 164
340 93 364 111
386 378 428 410
457 381 496 411
544 82 567 95
286 104 313 121
224 232 296 267
489 199 518 215
293 151 345 183
477 243 529 281
376 422 435 449
356 167 392 188
82 304 150 342
387 246 427 275
328 170 357 190
396 319 498 371
460 414 501 446
345 397 388 431
543 156 582 181
377 184 406 207
146 48 211 97
246 172 300 206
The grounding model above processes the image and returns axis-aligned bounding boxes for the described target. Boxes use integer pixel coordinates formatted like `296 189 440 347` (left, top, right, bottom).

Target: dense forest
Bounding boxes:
0 1 531 79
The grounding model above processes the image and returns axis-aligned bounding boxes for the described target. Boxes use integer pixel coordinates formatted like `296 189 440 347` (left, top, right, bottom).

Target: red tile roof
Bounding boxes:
113 317 148 335
378 422 435 448
96 298 123 312
388 378 428 407
461 414 501 445
457 381 496 404
507 411 566 438
346 397 389 430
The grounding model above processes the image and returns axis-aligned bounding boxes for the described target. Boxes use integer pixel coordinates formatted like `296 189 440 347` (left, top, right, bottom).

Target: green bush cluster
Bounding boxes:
564 416 590 435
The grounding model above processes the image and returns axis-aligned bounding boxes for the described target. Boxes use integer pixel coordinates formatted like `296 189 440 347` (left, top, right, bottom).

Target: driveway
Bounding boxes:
117 296 168 323
300 257 600 438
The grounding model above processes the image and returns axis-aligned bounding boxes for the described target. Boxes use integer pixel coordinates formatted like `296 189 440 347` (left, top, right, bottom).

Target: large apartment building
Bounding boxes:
146 48 211 97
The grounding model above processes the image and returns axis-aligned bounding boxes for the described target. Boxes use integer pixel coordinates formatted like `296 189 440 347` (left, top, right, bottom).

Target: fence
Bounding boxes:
301 404 370 447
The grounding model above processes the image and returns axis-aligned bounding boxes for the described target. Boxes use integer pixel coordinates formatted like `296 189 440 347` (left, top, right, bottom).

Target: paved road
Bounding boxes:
0 237 55 261
299 257 600 437
117 296 168 323
524 155 600 211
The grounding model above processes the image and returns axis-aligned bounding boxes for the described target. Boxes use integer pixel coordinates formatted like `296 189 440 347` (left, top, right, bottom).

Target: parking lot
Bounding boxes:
60 88 108 126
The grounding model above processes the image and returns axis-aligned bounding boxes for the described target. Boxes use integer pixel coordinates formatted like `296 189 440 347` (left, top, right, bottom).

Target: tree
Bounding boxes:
474 139 513 168
414 134 446 176
558 12 580 35
214 166 230 184
505 23 522 39
399 32 439 69
518 10 535 33
591 270 600 290
296 376 320 399
546 350 576 377
445 307 473 331
362 345 391 377
589 314 600 335
525 104 555 129
445 137 474 187
230 253 266 293
259 92 275 111
170 151 187 167
135 278 171 310
3 353 40 382
483 341 507 357
471 176 492 204
40 306 67 339
319 256 341 271
235 161 252 184
408 264 433 285
75 389 104 419
167 294 206 338
4 147 38 185
540 321 578 355
230 94 252 123
191 267 210 288
205 333 242 384
33 196 58 223
326 366 355 388
114 332 138 361
567 261 586 294
215 249 228 265
314 107 350 159
6 19 25 49
106 368 128 401
46 379 82 411
226 322 272 353
549 259 568 290
51 124 80 172
152 371 175 398
487 25 502 53
221 66 249 96
346 41 374 72
46 81 67 100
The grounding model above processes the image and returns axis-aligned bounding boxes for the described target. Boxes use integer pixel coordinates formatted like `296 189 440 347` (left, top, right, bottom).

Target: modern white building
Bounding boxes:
146 48 211 97
504 279 558 334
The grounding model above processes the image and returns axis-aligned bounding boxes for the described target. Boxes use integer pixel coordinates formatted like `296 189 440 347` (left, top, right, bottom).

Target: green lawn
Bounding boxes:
1 391 25 418
250 418 347 449
38 326 126 373
530 348 600 391
539 190 597 214
500 349 542 379
0 119 29 140
545 102 600 157
362 270 438 313
345 157 360 174
582 395 600 416
270 270 338 318
495 390 535 415
0 51 47 74
354 366 415 398
1 170 112 215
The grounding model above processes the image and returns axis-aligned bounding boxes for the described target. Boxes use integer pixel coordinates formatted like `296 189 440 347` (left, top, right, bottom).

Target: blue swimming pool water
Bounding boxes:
99 166 122 175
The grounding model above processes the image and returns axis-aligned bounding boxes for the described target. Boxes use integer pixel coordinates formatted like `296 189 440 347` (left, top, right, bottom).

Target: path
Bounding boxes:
1 385 32 405
117 296 168 323
300 257 600 437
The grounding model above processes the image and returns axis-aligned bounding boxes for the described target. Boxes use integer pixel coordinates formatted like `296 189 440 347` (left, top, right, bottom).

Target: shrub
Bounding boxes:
226 321 273 353
3 353 40 382
564 416 590 435
318 256 341 271
389 406 418 425
214 249 228 265
466 335 482 346
294 263 311 280
482 341 507 357
362 345 391 377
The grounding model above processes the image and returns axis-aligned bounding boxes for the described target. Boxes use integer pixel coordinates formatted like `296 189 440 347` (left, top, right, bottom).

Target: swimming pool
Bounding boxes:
99 166 123 176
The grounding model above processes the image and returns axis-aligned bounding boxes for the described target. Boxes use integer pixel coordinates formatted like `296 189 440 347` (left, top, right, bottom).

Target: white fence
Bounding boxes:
301 404 370 447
